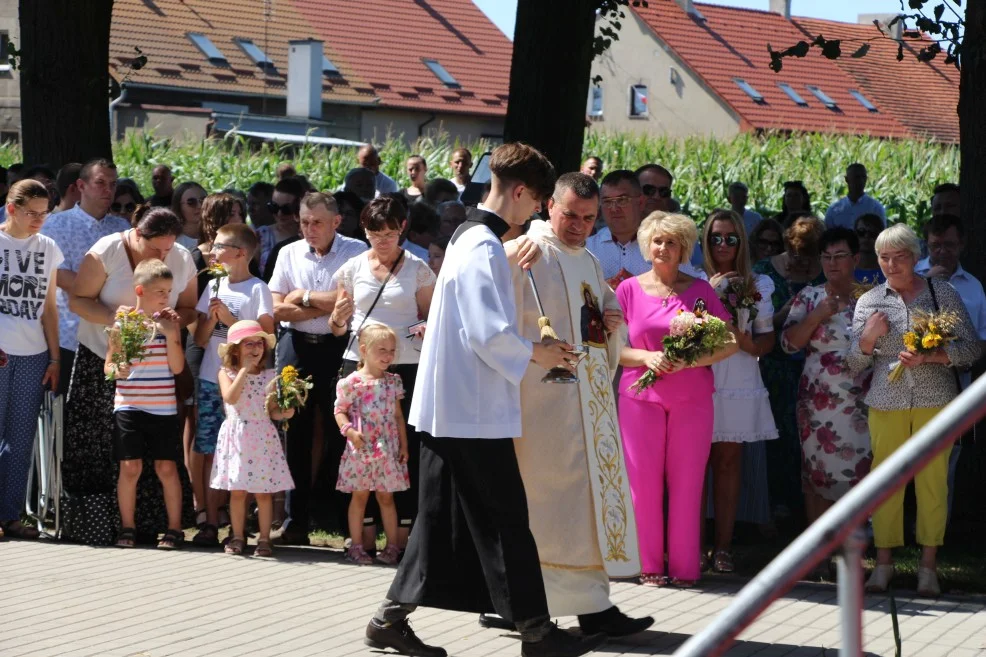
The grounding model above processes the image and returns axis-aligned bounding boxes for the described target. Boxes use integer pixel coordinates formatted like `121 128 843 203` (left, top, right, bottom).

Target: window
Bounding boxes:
187 33 228 66
733 78 765 103
777 82 808 106
0 131 19 145
234 38 274 72
0 32 9 71
322 55 342 78
849 89 879 112
806 85 838 110
423 59 460 88
588 85 603 117
629 84 648 117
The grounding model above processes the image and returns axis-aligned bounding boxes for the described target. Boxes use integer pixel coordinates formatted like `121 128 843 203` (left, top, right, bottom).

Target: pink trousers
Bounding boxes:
619 394 713 580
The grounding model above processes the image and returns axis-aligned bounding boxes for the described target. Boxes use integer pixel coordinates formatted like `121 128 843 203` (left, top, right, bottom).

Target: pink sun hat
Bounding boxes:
218 320 275 359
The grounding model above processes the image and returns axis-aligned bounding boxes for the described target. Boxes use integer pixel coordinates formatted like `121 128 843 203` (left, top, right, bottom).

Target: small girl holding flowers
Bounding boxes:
334 323 409 565
211 320 294 557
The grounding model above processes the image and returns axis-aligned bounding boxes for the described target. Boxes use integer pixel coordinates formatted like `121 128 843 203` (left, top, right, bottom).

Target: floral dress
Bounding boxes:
782 285 872 501
334 371 410 493
210 368 295 493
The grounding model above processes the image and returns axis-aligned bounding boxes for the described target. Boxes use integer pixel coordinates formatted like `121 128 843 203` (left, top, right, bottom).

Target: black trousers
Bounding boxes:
282 330 345 532
386 434 548 624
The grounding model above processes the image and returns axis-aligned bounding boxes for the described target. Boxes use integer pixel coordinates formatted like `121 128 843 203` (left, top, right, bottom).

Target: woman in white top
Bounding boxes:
0 180 63 539
701 209 778 573
65 208 197 543
330 196 436 548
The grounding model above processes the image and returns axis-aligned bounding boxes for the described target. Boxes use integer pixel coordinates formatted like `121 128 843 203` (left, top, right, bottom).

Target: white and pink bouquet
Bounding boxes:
719 277 761 333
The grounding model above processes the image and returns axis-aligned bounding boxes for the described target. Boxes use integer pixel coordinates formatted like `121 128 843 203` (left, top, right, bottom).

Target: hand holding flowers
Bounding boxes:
717 276 761 333
888 309 959 382
105 308 157 381
202 262 229 296
265 365 314 430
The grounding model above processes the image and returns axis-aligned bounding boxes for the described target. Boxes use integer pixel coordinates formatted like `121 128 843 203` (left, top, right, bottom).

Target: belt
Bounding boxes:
290 329 334 344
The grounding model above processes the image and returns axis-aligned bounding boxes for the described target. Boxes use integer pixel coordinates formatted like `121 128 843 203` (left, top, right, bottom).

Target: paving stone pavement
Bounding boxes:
3 541 986 657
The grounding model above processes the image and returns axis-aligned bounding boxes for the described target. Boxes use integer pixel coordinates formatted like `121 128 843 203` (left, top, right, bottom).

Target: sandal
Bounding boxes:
713 550 735 574
3 520 40 540
671 578 698 589
192 523 219 547
116 527 136 548
254 539 273 558
345 544 374 565
157 528 184 550
194 508 207 529
217 504 231 528
376 544 401 565
225 536 246 555
640 572 667 587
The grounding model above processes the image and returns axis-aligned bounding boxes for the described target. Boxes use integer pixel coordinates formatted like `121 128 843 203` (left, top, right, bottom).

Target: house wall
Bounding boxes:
588 11 741 139
0 0 20 142
116 106 212 141
360 108 504 146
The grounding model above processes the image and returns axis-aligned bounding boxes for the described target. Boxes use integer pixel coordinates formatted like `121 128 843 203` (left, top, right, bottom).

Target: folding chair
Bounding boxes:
25 391 63 538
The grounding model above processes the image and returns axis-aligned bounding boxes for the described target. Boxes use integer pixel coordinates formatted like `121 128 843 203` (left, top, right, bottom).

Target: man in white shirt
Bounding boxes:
450 147 472 193
358 144 399 197
365 144 603 657
40 159 129 395
824 163 886 230
268 192 367 545
728 181 764 236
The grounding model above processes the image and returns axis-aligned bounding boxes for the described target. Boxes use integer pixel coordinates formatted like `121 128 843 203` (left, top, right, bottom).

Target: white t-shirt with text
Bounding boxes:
195 276 274 384
0 231 64 356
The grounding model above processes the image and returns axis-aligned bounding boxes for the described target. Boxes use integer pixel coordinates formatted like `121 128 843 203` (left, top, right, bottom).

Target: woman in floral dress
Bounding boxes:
781 227 872 526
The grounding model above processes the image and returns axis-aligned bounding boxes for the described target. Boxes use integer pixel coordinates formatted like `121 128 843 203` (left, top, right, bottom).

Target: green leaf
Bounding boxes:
850 43 870 58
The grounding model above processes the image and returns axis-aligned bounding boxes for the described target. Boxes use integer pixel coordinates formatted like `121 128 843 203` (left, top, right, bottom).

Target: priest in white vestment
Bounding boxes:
490 173 654 638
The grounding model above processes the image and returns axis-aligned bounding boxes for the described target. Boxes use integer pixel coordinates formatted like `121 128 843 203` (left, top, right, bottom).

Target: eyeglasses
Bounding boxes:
600 194 639 209
267 201 299 216
20 210 49 220
757 238 783 250
366 231 402 242
856 229 880 239
710 233 740 247
928 240 961 252
111 202 136 215
184 196 205 208
821 251 853 263
641 184 672 198
213 242 242 251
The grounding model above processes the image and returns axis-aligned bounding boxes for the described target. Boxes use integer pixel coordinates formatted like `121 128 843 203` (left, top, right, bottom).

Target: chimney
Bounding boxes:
673 0 700 17
860 13 903 41
769 0 791 20
287 39 323 120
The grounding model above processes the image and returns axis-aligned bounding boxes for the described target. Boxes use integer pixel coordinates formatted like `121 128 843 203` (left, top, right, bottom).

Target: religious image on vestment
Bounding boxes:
579 283 606 348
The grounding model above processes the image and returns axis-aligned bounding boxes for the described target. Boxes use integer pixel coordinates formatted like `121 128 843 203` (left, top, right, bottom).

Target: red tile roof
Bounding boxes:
110 0 511 117
631 1 911 138
793 17 959 143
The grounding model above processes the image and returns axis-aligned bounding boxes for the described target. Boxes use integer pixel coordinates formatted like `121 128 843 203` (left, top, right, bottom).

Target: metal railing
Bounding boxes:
674 371 986 657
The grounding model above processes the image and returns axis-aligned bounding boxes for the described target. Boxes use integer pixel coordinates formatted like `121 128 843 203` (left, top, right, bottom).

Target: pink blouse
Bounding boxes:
616 276 731 404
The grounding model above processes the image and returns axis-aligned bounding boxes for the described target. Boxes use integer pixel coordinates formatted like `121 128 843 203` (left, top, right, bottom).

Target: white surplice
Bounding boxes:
511 220 640 617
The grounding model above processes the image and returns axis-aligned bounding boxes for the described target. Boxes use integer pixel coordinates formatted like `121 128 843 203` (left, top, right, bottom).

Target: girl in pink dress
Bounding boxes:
211 320 295 557
334 324 410 566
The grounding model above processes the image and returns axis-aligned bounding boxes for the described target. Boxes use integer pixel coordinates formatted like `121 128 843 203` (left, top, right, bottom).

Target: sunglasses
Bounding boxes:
856 229 880 239
710 233 740 247
641 184 672 198
111 202 137 215
267 201 299 216
184 196 205 208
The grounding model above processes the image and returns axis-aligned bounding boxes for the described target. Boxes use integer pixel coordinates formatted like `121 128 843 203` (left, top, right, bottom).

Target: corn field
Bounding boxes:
0 130 958 229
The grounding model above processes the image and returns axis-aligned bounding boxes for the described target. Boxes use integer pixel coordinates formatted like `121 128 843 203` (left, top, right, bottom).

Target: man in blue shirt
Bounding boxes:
824 163 886 230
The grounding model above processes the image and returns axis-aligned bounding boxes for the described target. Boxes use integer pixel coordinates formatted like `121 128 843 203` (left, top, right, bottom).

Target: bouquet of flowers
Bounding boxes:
719 277 761 333
265 365 314 430
888 309 960 382
629 302 731 394
202 262 229 295
105 308 157 380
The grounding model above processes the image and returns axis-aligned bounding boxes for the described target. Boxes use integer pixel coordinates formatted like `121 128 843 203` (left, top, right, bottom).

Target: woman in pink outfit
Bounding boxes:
617 212 738 587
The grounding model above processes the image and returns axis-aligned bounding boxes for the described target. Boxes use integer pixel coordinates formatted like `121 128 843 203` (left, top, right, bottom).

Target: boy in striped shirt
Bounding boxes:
104 259 186 549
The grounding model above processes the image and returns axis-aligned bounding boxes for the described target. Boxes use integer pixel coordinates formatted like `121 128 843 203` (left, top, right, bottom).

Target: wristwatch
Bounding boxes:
302 290 311 308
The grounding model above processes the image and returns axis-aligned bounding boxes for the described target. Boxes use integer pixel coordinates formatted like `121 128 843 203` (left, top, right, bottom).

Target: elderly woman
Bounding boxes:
783 228 872 530
65 208 197 544
0 180 62 539
701 209 778 573
617 212 738 587
849 223 980 596
329 196 436 552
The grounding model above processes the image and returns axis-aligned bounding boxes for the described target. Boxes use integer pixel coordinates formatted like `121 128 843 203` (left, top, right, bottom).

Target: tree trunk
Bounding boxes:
19 0 114 167
960 0 985 284
503 0 596 174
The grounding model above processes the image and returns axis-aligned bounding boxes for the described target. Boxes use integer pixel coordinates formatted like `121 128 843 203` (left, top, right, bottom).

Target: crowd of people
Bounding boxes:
0 143 982 622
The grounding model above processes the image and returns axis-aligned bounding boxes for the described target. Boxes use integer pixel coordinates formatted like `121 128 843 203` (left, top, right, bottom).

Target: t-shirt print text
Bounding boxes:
0 247 50 319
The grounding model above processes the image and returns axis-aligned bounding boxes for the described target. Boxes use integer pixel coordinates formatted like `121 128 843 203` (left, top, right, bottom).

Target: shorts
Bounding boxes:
115 410 181 462
194 380 225 454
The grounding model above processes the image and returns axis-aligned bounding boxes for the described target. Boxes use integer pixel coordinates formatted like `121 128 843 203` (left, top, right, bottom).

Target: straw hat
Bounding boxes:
218 319 275 359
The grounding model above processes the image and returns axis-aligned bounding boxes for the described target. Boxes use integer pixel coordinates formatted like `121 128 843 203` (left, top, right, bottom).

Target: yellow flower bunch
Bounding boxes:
280 365 299 385
889 309 960 382
200 262 229 295
105 309 157 380
265 365 314 430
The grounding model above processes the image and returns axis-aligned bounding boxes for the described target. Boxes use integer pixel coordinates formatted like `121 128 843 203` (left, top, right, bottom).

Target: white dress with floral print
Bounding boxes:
782 285 872 501
334 371 410 493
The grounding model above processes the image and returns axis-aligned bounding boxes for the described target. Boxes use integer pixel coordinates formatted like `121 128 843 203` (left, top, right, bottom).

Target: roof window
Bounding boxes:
849 89 878 112
777 82 808 107
187 33 228 66
322 55 342 78
423 59 460 89
234 38 275 72
806 85 838 110
733 78 765 103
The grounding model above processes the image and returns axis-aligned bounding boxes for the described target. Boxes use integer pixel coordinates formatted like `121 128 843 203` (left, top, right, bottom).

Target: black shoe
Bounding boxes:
521 625 607 657
277 526 310 546
364 619 447 657
578 606 654 638
479 613 517 631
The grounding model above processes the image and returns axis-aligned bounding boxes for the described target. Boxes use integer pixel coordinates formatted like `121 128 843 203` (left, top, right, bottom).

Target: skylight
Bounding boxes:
849 89 879 112
187 33 227 66
733 78 765 103
235 38 274 72
777 82 808 107
322 55 342 78
806 85 838 110
423 59 460 89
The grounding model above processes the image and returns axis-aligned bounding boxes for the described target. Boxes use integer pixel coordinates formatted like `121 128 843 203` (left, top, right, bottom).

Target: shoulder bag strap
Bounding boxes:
342 250 405 357
120 231 137 271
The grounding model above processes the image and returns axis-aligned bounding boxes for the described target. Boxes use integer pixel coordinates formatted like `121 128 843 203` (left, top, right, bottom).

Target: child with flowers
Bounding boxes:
334 323 409 565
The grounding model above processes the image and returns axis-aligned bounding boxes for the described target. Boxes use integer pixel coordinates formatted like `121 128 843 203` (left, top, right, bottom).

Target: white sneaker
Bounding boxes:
865 564 894 593
917 567 940 597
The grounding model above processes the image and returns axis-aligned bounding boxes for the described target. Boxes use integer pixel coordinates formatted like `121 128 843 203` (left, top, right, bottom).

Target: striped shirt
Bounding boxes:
114 334 177 415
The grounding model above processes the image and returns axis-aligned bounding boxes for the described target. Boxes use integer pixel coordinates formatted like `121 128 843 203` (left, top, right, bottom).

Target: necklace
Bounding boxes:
654 273 679 307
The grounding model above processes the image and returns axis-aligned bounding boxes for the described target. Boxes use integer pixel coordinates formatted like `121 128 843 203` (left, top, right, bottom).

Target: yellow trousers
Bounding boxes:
869 406 948 548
